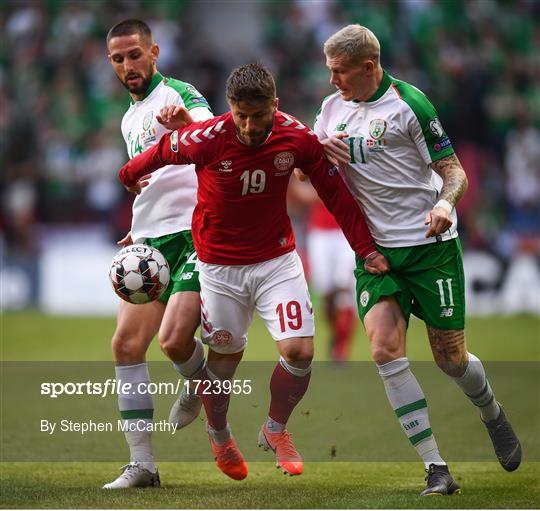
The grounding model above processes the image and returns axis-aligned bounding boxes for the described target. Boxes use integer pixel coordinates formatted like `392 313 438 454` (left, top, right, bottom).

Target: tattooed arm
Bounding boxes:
424 154 468 238
432 154 468 207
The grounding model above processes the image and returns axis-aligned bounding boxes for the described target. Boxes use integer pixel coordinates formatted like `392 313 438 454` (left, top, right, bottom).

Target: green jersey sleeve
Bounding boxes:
164 78 213 113
392 78 454 164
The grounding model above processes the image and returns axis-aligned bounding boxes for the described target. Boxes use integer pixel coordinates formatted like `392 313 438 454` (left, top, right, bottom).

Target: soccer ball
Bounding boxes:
109 244 170 304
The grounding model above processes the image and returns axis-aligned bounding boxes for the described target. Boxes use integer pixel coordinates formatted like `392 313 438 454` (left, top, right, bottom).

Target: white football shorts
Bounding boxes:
199 251 315 354
307 228 356 296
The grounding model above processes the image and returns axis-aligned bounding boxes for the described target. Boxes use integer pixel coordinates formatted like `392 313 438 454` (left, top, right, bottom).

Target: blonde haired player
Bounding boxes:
316 24 521 495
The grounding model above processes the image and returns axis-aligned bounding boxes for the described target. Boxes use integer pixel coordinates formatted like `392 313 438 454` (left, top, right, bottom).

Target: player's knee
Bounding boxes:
159 328 195 362
428 327 468 377
111 330 147 364
434 353 467 378
368 330 404 365
280 340 314 364
370 345 403 365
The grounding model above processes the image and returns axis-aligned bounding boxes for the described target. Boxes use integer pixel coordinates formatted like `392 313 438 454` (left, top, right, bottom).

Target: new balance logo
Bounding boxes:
440 308 454 317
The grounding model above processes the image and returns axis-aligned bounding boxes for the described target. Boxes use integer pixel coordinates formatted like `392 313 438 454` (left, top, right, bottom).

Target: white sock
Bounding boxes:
378 357 446 468
207 423 232 444
279 356 312 377
116 363 155 469
172 338 205 379
265 417 285 433
452 352 500 421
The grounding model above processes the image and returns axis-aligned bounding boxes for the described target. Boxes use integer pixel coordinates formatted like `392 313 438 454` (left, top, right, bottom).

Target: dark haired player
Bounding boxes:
119 63 389 480
104 19 212 489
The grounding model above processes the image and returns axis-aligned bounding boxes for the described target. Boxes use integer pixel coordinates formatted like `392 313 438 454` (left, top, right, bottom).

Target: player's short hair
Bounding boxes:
226 63 276 104
324 25 380 65
107 19 152 45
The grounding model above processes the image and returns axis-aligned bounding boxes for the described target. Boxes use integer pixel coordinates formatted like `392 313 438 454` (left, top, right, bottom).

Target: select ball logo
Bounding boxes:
109 244 170 304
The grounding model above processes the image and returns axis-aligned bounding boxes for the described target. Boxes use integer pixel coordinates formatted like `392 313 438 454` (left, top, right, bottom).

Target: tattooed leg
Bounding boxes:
427 325 500 420
426 326 468 377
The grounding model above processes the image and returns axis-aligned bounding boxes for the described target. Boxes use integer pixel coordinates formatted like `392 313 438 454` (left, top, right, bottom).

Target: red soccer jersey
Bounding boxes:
119 111 375 265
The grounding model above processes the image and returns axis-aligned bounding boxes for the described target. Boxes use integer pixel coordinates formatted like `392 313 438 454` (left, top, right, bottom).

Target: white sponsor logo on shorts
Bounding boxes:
440 307 454 317
212 330 232 345
360 290 370 307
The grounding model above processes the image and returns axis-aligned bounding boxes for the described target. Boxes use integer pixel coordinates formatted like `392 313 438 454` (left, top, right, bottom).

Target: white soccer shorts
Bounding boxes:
199 251 315 354
307 228 356 297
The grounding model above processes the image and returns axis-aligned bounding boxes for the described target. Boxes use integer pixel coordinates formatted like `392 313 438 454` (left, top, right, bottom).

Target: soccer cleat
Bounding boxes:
483 404 522 472
258 425 303 476
420 464 461 496
102 462 160 489
208 434 248 480
168 385 202 429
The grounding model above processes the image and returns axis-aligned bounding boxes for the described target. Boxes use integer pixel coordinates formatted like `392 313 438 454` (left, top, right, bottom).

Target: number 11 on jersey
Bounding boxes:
348 136 366 164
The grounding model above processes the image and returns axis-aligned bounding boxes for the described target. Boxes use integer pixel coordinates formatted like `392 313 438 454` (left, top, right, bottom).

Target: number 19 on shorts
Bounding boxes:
276 301 303 333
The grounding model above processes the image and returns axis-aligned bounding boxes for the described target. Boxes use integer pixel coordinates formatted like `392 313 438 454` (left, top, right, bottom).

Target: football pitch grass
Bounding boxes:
1 461 539 509
1 311 539 508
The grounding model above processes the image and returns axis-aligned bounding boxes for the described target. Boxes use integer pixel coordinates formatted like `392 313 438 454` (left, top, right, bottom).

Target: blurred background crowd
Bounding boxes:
1 0 539 309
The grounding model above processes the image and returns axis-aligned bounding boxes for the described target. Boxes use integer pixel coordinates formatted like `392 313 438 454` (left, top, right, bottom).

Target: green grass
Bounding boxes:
1 311 539 508
2 311 538 361
1 462 539 508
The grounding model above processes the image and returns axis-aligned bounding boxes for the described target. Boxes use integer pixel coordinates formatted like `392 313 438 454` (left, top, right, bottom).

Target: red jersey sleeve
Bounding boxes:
299 133 376 260
118 116 221 187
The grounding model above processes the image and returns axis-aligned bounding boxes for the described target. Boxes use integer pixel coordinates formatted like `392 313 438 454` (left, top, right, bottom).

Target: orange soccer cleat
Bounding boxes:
258 425 303 476
208 434 248 480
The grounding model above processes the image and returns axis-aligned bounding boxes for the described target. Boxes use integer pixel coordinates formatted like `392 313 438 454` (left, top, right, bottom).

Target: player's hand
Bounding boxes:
117 231 133 247
156 105 194 130
124 174 151 195
364 251 390 275
322 133 349 165
424 206 453 238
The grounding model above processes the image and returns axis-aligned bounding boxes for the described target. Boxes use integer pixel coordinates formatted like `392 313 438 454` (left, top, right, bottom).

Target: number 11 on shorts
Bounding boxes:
276 301 303 333
436 278 454 307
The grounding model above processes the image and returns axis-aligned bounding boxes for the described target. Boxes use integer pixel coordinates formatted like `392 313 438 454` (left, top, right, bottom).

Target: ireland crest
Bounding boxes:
143 111 153 131
369 119 387 139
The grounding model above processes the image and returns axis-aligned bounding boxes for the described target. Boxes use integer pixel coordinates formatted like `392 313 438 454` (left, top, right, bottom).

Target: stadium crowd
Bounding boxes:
2 0 539 264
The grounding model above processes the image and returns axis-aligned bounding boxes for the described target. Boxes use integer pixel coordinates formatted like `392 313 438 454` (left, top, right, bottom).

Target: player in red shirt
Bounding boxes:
119 63 388 480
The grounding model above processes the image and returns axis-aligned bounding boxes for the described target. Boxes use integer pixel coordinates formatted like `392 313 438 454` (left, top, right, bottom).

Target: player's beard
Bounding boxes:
120 66 153 96
236 118 274 147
